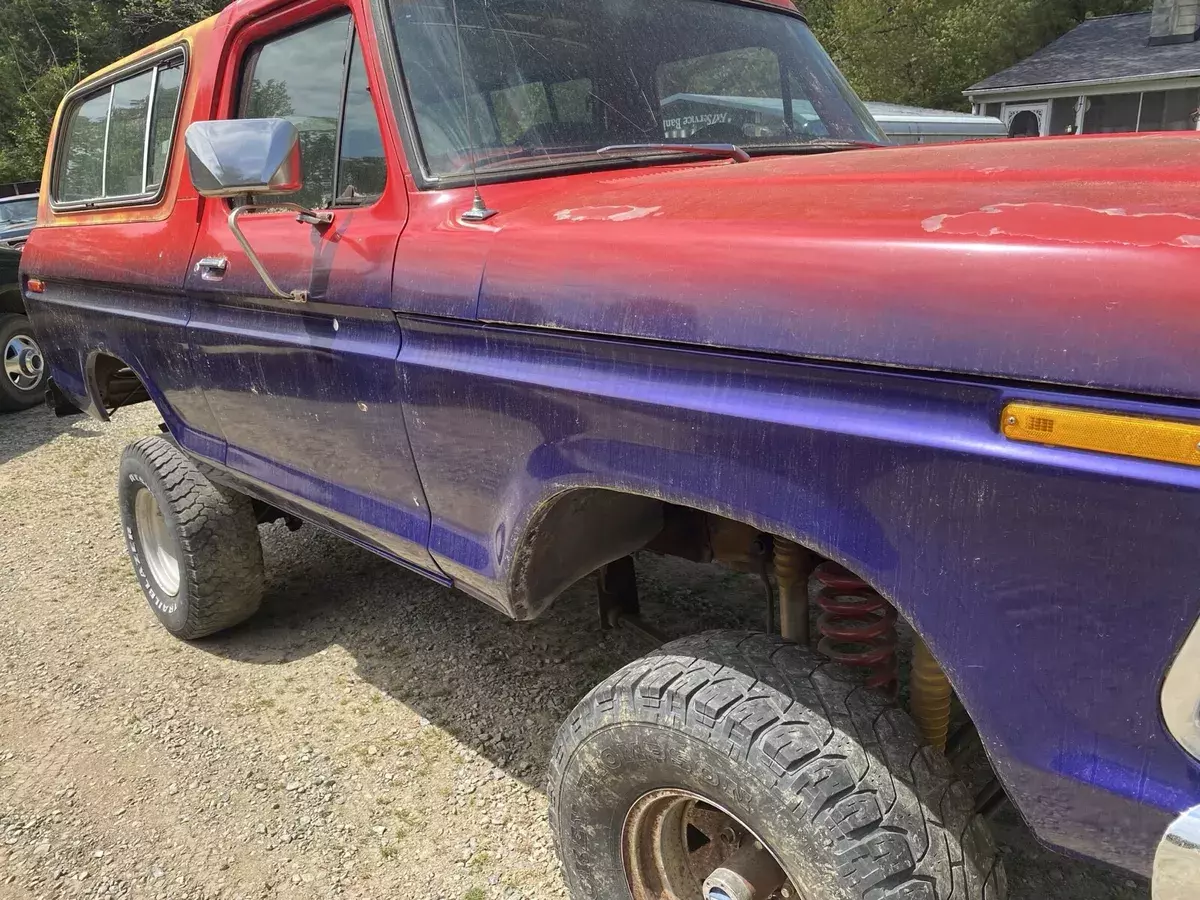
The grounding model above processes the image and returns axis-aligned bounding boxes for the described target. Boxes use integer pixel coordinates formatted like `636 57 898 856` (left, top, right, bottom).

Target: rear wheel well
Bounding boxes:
89 352 152 418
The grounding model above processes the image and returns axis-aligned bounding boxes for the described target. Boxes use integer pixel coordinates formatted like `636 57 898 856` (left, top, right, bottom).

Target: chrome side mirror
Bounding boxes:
185 118 333 304
185 118 302 197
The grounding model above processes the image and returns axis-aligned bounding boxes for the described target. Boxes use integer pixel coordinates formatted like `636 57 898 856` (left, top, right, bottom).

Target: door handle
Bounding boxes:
194 256 228 281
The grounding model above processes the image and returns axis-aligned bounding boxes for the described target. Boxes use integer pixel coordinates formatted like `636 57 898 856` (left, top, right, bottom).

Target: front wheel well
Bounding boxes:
508 488 987 776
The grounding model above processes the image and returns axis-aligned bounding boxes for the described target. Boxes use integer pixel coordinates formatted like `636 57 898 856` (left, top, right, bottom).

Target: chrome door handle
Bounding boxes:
194 256 228 281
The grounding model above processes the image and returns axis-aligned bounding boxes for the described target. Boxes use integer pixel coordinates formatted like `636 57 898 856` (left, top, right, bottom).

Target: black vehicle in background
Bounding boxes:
0 185 40 250
0 181 45 410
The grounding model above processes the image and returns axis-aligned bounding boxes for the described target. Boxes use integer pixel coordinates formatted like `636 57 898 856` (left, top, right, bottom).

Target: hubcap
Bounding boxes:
134 488 181 596
622 789 796 900
3 332 43 391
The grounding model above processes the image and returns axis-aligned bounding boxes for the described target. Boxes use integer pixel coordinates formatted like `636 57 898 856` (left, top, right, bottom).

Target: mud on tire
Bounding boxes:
548 630 1006 900
118 436 264 639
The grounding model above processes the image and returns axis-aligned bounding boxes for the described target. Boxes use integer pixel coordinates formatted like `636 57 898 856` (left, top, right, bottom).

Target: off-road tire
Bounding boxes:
0 313 45 411
118 437 264 639
548 631 1006 900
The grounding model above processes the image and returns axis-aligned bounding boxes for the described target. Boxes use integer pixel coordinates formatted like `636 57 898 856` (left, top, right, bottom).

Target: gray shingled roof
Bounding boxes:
968 12 1200 92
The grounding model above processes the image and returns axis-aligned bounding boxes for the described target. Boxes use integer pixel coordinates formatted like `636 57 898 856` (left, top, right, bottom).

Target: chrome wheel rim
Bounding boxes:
134 488 181 596
3 332 43 391
622 789 796 900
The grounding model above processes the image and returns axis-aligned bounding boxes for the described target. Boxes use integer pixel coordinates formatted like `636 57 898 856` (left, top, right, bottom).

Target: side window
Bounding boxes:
105 71 154 197
58 93 110 203
147 61 184 190
55 53 187 206
240 14 387 209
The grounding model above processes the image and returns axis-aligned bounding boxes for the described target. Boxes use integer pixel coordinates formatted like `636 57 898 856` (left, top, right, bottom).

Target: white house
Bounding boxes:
965 0 1200 137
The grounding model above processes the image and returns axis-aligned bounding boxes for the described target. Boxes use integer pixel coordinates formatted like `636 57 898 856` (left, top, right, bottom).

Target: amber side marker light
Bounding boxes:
1002 401 1200 467
26 277 45 293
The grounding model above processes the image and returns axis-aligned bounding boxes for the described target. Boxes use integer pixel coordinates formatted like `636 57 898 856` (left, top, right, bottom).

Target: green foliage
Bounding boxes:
802 0 1153 110
0 0 229 184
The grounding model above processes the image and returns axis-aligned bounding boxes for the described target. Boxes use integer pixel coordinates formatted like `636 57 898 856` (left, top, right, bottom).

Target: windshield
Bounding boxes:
388 0 885 179
0 197 37 226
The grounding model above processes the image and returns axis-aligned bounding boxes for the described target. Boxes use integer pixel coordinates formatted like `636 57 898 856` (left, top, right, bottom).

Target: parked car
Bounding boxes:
0 191 40 249
0 244 45 411
21 1 1200 898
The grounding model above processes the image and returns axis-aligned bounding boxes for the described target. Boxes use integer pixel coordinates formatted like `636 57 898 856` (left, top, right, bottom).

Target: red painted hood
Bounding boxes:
477 133 1200 400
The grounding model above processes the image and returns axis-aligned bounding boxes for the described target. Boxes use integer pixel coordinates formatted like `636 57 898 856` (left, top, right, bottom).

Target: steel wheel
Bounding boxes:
623 789 795 900
134 486 181 597
3 331 42 391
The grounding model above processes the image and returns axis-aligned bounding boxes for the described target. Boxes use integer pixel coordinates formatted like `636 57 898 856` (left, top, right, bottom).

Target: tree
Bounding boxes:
0 0 229 183
802 0 1152 110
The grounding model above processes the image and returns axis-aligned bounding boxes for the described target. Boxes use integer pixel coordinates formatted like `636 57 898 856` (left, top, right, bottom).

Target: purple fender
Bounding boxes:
399 315 1200 876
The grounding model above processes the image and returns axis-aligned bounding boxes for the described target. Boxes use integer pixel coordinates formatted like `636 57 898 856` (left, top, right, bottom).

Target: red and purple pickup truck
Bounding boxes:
20 0 1200 898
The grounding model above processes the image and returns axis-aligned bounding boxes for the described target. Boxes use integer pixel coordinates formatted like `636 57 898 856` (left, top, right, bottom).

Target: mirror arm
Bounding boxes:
227 203 334 303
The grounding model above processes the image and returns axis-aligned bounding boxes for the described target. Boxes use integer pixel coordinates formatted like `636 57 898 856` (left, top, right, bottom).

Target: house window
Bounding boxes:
984 103 1001 119
1082 93 1141 133
55 51 187 206
1049 97 1079 135
1138 88 1200 131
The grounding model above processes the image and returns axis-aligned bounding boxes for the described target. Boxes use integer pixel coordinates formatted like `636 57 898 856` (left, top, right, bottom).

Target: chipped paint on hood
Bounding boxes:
475 132 1200 400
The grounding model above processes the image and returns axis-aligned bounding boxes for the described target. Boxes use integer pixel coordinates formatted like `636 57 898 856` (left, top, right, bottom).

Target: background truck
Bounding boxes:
20 0 1200 898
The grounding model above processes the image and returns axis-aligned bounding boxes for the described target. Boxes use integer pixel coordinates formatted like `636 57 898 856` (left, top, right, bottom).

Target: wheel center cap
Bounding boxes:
18 347 42 377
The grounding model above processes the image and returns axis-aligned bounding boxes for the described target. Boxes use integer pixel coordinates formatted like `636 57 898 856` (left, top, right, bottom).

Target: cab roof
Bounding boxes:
72 0 804 97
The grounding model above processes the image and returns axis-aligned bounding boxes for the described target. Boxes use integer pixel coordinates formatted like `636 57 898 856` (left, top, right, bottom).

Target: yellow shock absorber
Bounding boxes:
910 637 952 751
774 538 812 644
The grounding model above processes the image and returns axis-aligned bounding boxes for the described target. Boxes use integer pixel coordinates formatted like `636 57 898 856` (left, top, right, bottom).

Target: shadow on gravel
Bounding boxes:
196 522 769 789
0 407 96 465
196 521 1151 900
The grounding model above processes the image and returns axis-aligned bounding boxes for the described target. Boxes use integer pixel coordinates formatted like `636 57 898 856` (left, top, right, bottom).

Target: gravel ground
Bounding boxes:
0 404 1151 900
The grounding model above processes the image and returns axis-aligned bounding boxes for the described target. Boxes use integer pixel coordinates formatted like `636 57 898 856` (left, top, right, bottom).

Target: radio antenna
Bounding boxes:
452 0 498 222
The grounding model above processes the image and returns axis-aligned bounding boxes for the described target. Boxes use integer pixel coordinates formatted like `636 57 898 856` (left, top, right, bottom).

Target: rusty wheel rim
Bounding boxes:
621 788 796 900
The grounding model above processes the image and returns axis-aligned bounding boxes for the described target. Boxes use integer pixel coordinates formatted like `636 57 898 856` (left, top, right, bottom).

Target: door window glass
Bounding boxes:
241 13 387 208
241 14 351 209
337 30 387 202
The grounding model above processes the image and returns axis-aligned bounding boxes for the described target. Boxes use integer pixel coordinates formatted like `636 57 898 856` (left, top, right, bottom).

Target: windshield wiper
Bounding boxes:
760 139 885 153
597 143 751 164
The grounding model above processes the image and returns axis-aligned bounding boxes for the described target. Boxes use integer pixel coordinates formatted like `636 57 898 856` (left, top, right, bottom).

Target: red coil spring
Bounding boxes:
813 562 899 696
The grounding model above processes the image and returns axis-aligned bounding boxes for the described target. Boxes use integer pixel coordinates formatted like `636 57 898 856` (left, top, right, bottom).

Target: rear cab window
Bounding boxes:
54 52 186 208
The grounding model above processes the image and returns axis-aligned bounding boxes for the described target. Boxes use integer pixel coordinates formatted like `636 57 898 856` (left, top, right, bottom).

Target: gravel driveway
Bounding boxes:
1 405 1152 900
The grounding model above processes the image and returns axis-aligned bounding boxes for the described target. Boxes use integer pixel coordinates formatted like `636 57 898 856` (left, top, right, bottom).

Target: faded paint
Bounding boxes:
553 205 663 223
922 202 1200 248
